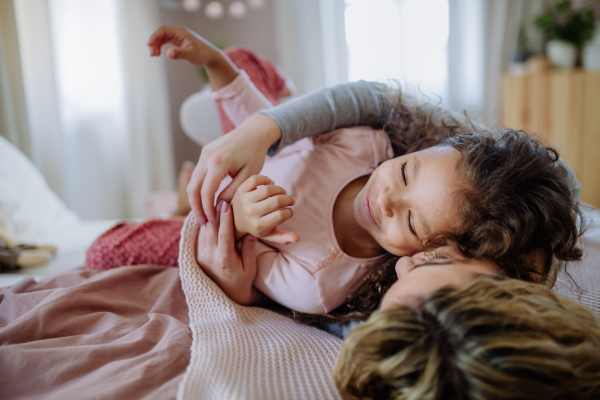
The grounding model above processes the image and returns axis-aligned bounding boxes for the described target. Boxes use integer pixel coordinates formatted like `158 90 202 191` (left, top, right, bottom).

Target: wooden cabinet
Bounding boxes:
501 70 600 208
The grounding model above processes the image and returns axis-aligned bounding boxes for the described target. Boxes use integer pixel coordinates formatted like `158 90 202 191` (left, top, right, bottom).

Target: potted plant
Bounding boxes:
535 0 596 68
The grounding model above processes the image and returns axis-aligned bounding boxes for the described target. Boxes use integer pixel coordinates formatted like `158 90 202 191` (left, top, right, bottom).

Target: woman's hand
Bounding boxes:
231 175 299 245
187 113 282 224
196 201 258 305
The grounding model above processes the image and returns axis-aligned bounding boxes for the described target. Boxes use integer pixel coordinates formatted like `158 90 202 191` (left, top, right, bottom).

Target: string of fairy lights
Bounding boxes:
160 0 266 19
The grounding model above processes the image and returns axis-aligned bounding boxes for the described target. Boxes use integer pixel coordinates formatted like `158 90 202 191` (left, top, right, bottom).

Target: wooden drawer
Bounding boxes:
501 70 600 208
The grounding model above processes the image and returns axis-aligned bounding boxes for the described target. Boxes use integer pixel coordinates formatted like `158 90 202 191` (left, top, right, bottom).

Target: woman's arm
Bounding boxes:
259 80 393 154
186 81 394 222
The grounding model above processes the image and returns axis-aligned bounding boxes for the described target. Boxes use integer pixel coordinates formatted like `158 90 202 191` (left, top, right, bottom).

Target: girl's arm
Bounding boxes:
148 26 239 89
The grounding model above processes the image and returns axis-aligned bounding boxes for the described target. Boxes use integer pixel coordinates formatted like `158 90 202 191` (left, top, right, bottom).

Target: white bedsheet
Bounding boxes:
0 219 119 287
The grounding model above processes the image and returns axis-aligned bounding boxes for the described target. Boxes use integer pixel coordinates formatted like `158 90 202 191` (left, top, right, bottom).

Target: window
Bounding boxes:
344 0 449 99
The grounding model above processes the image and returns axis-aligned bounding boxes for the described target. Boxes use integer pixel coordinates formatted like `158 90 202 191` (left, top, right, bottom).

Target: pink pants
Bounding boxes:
85 218 184 270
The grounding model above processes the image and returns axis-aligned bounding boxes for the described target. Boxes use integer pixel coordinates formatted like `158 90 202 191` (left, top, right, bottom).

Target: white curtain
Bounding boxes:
0 0 31 158
10 0 174 220
274 0 545 126
447 0 544 125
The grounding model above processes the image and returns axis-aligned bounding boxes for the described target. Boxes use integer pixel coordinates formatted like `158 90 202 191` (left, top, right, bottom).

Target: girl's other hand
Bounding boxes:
147 26 221 66
196 201 258 305
231 175 300 245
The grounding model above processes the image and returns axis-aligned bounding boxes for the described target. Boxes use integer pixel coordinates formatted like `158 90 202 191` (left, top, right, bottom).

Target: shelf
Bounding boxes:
501 70 600 208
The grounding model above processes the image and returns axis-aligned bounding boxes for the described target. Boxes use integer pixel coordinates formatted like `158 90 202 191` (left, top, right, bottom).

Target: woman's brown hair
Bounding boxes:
335 278 600 400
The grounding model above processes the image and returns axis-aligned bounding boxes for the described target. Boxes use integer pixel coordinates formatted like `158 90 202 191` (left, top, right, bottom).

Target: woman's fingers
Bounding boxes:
188 153 230 224
217 202 236 257
240 234 257 274
187 162 209 224
215 166 253 207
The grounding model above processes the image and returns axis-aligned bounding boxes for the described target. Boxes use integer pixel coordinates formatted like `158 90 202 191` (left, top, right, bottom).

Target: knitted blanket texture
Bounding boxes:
177 214 343 400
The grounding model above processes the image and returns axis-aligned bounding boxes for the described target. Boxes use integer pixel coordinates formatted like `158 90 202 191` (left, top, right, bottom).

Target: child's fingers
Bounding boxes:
258 208 294 233
255 194 295 216
167 46 195 61
239 175 274 193
147 26 185 47
247 184 288 203
147 26 185 56
262 227 300 245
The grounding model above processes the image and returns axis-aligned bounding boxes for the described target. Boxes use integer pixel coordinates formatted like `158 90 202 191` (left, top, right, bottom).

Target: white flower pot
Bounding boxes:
546 40 577 69
583 26 600 71
583 43 600 71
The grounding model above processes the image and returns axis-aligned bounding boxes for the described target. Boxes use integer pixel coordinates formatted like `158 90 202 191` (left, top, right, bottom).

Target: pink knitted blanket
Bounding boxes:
177 214 342 400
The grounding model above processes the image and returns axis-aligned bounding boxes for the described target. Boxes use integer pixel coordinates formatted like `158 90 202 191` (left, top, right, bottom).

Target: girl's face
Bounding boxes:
380 248 500 310
354 146 463 256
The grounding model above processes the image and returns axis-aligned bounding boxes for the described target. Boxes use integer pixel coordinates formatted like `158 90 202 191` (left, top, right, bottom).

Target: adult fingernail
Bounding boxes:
222 201 228 213
216 200 225 212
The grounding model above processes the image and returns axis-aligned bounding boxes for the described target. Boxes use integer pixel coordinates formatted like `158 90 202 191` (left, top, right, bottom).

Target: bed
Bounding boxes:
0 117 344 400
2 106 600 399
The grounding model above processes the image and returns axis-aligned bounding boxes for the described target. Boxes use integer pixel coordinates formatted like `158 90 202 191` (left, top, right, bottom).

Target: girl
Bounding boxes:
88 26 582 316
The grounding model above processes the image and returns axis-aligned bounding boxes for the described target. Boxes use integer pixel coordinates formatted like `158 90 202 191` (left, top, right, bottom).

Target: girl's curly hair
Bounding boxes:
292 87 583 327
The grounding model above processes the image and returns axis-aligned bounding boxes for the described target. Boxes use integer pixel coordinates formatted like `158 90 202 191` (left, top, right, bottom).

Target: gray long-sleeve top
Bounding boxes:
259 81 581 202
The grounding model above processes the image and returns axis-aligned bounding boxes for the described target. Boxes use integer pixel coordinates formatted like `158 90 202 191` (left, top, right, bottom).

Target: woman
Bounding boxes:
335 277 600 400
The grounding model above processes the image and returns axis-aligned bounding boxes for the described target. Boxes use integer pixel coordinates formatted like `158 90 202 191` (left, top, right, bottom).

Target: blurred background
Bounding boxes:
1 0 600 222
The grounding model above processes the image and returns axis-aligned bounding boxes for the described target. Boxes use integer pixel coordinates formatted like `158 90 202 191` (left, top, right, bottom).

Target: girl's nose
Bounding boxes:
379 186 398 218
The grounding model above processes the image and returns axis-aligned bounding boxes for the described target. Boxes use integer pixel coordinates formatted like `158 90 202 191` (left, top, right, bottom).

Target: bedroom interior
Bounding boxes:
1 0 600 399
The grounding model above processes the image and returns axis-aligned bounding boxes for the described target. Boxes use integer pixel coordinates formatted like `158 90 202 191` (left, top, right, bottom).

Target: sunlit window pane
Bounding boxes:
344 0 448 99
345 0 402 82
48 0 125 132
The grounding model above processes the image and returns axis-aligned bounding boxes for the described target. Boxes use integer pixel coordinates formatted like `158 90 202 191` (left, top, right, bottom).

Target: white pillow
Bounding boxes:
0 135 79 243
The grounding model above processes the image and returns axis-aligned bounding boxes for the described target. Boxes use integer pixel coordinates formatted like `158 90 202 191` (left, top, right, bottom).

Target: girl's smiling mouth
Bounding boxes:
364 189 378 226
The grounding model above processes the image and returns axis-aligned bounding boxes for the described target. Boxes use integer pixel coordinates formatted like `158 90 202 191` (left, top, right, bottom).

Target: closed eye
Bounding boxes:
407 210 417 237
401 161 408 185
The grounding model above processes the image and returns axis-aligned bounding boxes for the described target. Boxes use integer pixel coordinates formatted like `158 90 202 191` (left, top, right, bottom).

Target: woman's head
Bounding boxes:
335 278 600 400
380 247 501 309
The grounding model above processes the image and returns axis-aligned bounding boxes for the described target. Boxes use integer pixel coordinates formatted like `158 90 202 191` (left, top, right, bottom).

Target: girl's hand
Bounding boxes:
231 175 300 245
148 26 238 88
148 26 221 66
196 201 258 305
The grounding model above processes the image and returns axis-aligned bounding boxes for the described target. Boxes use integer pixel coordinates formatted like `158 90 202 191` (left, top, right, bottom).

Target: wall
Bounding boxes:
158 0 279 172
